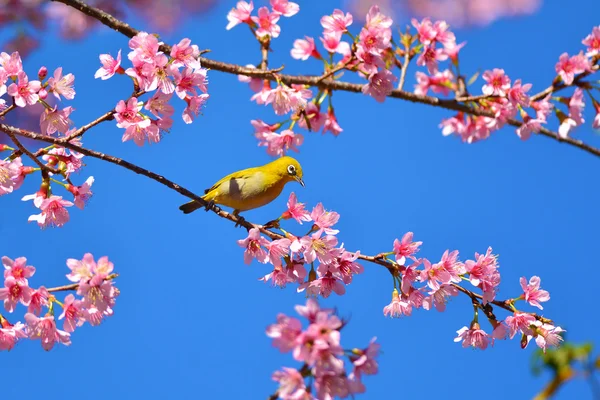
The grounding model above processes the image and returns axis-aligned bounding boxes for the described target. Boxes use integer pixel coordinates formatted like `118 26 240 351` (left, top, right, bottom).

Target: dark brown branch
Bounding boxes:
50 0 600 159
0 104 16 119
4 129 59 175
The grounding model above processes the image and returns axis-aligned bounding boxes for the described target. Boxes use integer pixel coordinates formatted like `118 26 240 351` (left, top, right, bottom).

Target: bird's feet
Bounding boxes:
263 219 281 229
234 215 247 228
204 200 215 212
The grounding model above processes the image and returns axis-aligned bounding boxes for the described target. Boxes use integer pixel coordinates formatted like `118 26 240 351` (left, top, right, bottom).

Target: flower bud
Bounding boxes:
38 88 48 100
38 66 48 80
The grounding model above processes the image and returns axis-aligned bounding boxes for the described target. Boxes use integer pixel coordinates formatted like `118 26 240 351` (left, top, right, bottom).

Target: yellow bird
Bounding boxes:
179 156 305 216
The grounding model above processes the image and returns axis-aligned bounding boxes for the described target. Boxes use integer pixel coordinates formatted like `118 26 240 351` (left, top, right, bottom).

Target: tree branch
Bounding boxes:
0 122 549 325
49 0 600 159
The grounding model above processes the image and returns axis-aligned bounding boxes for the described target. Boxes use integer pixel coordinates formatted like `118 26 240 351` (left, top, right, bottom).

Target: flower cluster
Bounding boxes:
0 254 118 351
0 50 96 228
382 234 561 352
267 299 378 399
238 193 363 298
99 32 209 145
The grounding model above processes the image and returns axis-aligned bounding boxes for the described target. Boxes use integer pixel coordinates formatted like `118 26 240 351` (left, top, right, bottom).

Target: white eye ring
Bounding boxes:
287 165 296 175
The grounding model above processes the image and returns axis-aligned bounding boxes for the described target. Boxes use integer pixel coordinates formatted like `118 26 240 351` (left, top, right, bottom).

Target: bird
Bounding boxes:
178 156 305 217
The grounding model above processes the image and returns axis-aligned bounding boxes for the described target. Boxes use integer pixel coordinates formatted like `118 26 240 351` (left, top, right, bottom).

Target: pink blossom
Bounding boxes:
66 176 94 209
174 67 208 99
594 106 600 130
393 232 422 265
114 97 143 127
454 323 490 350
530 322 565 353
482 69 511 96
47 67 75 100
7 71 41 107
504 312 536 339
122 122 160 146
252 7 281 39
400 263 420 294
555 52 591 85
321 9 353 37
28 287 49 316
416 45 448 74
0 158 21 196
516 115 543 141
568 88 586 126
2 256 35 282
414 70 454 96
144 91 174 118
26 195 73 228
95 50 122 80
420 258 452 290
422 284 458 312
532 94 554 122
266 238 291 267
257 129 303 157
444 41 466 64
42 146 84 178
507 79 532 107
65 253 96 283
314 372 351 399
263 84 308 115
558 116 577 139
0 276 33 312
362 69 396 103
320 32 346 54
40 106 74 136
366 5 393 31
266 313 302 352
582 26 600 56
128 31 162 63
298 103 326 132
291 233 339 264
334 250 363 284
0 322 26 351
323 110 343 136
0 69 8 97
358 25 391 56
272 367 306 399
170 38 201 69
291 36 317 61
226 1 253 30
260 266 294 288
351 337 379 377
182 94 209 124
520 276 550 310
0 51 23 77
58 294 84 332
270 0 299 17
464 247 500 303
282 192 311 224
411 18 437 45
295 297 331 322
141 54 176 94
25 313 71 351
238 228 270 264
303 273 346 298
78 277 117 315
383 289 412 317
310 203 340 235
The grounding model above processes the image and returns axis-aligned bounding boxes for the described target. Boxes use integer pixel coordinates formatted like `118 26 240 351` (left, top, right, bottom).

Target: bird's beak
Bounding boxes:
295 176 305 187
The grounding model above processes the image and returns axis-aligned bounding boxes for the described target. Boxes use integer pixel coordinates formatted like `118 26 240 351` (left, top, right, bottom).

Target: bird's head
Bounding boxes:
275 156 304 187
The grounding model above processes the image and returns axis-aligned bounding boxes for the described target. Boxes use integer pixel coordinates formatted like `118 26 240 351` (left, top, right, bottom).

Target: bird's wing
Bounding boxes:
204 167 259 195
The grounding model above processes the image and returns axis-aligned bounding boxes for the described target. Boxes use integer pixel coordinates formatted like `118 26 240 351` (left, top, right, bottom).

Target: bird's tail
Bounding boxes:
179 200 203 214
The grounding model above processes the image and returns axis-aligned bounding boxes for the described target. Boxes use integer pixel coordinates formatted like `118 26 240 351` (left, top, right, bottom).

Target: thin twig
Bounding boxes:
0 104 16 119
316 57 355 84
4 129 59 175
46 273 119 293
397 47 410 91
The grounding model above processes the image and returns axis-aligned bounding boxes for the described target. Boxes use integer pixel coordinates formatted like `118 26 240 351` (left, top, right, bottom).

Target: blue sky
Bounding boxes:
1 1 599 398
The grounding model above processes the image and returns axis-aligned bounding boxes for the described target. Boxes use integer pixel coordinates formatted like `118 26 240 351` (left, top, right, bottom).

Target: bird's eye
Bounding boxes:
287 165 296 175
